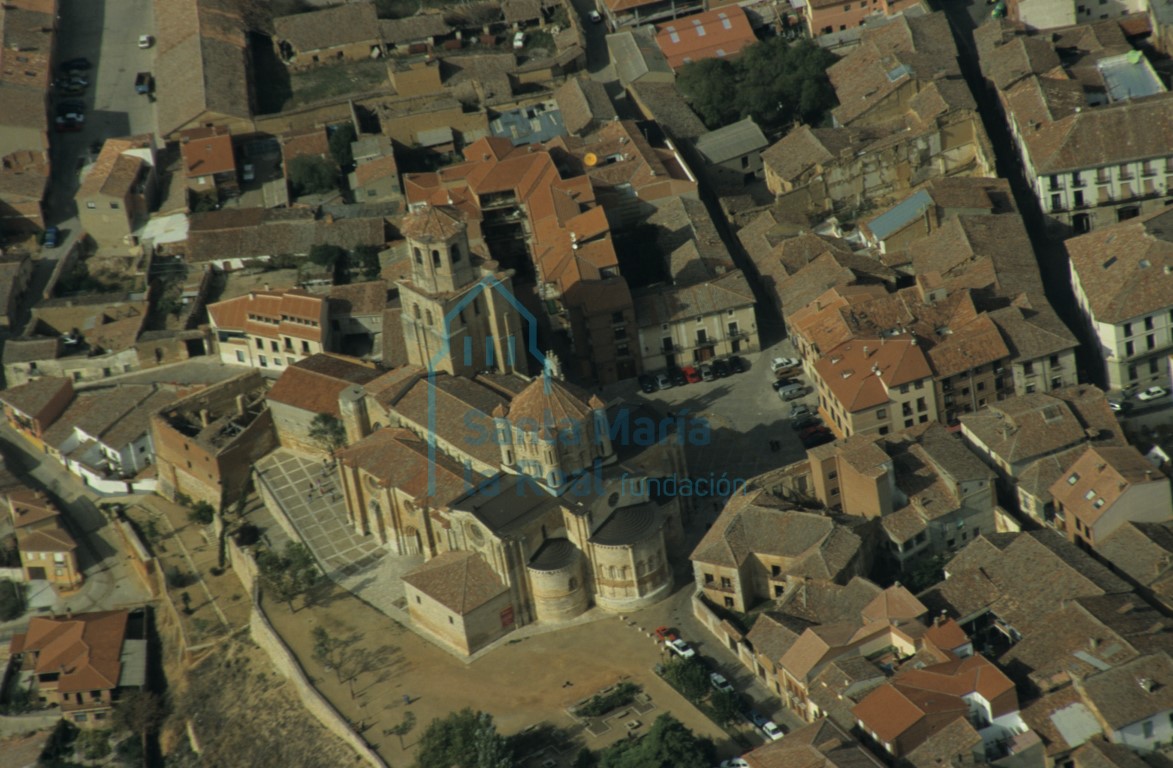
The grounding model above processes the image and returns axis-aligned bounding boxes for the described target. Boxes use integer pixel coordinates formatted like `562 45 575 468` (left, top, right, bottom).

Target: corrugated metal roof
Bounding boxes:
866 189 933 241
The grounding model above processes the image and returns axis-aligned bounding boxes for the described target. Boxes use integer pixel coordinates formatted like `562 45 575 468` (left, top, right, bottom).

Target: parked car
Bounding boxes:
772 376 798 391
54 116 82 131
42 226 60 248
242 163 255 182
588 9 603 22
638 373 657 394
665 637 696 659
719 760 749 768
1137 386 1168 402
512 31 526 49
62 72 89 86
709 672 734 694
790 403 813 420
58 82 85 95
776 383 806 401
1108 400 1134 413
770 356 801 374
135 72 152 95
802 430 835 449
61 57 91 70
712 358 730 378
138 34 154 48
671 368 688 387
762 721 785 741
747 710 769 728
700 363 715 382
791 415 821 431
799 424 830 440
682 365 702 384
656 372 673 390
655 626 675 641
727 355 746 374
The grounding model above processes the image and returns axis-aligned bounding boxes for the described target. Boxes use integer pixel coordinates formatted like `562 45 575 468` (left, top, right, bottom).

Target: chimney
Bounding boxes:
863 345 870 357
199 408 210 427
263 283 270 292
236 394 247 416
1138 677 1155 693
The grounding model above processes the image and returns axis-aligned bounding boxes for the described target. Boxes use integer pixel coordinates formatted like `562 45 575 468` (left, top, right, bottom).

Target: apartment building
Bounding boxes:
806 0 923 36
1065 208 1173 393
208 288 330 370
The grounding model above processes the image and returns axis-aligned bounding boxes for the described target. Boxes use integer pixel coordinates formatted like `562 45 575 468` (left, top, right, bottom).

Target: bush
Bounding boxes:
0 579 24 621
188 501 215 526
575 682 641 717
289 156 336 196
234 523 261 547
661 657 709 702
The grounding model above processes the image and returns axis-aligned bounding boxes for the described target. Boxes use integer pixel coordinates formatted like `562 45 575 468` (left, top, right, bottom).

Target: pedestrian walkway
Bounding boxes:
255 450 384 580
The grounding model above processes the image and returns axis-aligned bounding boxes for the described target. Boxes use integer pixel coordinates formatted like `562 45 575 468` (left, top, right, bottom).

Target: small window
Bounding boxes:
1068 473 1080 484
110 202 120 209
86 201 96 209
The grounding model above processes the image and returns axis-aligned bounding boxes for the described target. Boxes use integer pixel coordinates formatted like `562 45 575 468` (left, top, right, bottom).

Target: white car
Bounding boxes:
665 637 695 659
138 34 153 48
512 31 526 49
710 672 734 694
762 721 784 741
588 9 603 21
1136 386 1168 402
771 356 800 373
719 760 749 768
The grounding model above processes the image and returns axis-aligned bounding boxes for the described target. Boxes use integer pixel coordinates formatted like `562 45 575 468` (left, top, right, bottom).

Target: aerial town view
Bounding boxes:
1 0 1173 765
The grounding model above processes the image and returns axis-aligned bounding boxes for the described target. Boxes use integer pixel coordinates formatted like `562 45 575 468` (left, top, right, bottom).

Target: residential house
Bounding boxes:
327 281 390 357
266 353 382 453
0 150 50 234
1049 445 1172 550
351 155 401 204
207 287 331 370
599 0 703 31
977 21 1173 234
1065 208 1173 394
1097 521 1173 611
0 0 54 159
402 550 514 655
0 250 33 331
693 117 769 191
553 77 618 137
7 487 82 591
852 653 1030 760
76 136 157 250
8 609 146 727
151 372 276 507
654 7 757 70
0 376 74 447
378 14 452 54
273 1 383 69
184 207 387 267
1009 0 1145 33
858 177 1014 256
742 719 887 768
806 0 926 37
180 126 238 197
959 385 1125 522
153 0 252 137
762 13 994 215
690 487 867 613
802 424 997 567
1072 653 1173 752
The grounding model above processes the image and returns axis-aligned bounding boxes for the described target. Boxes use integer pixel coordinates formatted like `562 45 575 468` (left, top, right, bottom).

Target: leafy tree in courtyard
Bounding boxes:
187 500 215 526
662 656 710 702
677 37 838 131
328 123 357 169
416 708 514 768
289 155 336 196
256 541 320 611
598 714 714 768
309 413 348 454
309 244 346 269
354 244 382 281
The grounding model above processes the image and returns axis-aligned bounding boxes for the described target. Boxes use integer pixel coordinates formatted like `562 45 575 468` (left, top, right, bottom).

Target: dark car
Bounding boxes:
772 376 798 391
671 368 688 387
42 226 60 248
56 100 85 116
727 355 746 374
712 358 730 378
799 425 830 440
638 373 657 394
791 415 822 431
61 57 91 70
802 430 835 449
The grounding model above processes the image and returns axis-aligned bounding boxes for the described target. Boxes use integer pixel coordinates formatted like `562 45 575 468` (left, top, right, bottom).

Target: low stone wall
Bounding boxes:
248 594 388 768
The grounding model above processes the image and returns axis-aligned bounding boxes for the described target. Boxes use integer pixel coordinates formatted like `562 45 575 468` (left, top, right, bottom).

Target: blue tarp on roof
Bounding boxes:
867 189 934 241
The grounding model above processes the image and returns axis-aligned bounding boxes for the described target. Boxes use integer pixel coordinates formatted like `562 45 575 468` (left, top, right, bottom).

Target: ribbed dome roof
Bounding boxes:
528 537 578 571
401 204 465 242
507 375 595 428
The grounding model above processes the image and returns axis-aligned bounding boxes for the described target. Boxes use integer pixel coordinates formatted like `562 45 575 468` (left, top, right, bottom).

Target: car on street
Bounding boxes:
710 358 729 378
56 100 85 116
42 226 60 248
790 403 813 420
727 355 746 374
682 365 702 384
762 721 785 741
772 376 798 391
747 710 769 728
1137 386 1168 402
700 363 715 382
138 34 154 48
791 415 821 431
512 31 526 49
62 72 89 86
242 163 255 182
588 9 603 22
802 430 835 449
61 57 91 70
665 637 696 659
58 81 85 95
719 760 749 768
639 373 657 393
1108 400 1134 414
709 672 734 694
771 356 800 374
656 372 673 390
54 116 83 131
655 626 675 641
671 368 688 387
799 424 830 440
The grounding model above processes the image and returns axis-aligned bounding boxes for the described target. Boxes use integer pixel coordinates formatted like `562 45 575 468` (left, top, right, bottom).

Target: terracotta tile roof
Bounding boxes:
186 208 387 262
746 612 805 664
8 487 60 529
1019 685 1096 756
336 427 466 504
267 354 382 417
180 128 236 178
980 35 1062 90
815 337 933 413
504 375 595 427
1065 208 1173 325
634 270 754 327
646 196 735 281
280 127 331 166
41 385 157 448
654 7 757 70
987 303 1078 360
908 215 1045 305
1073 740 1157 768
861 584 927 624
554 77 617 136
762 125 862 185
902 717 983 768
402 550 507 614
1077 652 1173 730
776 576 883 625
0 149 50 201
401 204 465 243
273 1 380 51
626 81 708 141
391 373 511 468
354 155 398 187
0 376 71 421
1097 521 1173 591
208 288 326 342
745 718 887 768
1049 444 1168 528
0 0 54 132
77 137 152 200
19 610 129 694
328 280 388 316
18 524 77 553
378 14 451 45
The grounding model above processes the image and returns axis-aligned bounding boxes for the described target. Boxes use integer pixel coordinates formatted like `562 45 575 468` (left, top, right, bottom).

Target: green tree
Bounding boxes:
598 714 713 768
289 155 336 196
709 689 740 726
113 690 165 767
188 500 215 526
662 656 709 702
312 625 345 681
353 245 382 280
308 413 347 454
0 579 24 621
675 58 739 129
257 542 320 611
416 709 514 768
309 244 346 269
384 710 416 749
329 123 358 169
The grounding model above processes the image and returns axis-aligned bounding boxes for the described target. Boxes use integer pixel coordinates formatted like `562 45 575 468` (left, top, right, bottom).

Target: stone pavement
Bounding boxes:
255 450 384 581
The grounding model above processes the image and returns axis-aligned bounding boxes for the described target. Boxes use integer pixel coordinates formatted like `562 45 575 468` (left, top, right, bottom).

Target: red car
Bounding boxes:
799 425 831 440
655 626 677 641
681 366 702 384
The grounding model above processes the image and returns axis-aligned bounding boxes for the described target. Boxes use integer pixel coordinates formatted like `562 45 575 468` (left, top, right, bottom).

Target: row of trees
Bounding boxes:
677 37 838 132
661 657 741 727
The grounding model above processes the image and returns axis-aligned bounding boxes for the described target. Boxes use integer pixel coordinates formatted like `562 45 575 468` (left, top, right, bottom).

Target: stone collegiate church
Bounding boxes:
329 204 691 655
